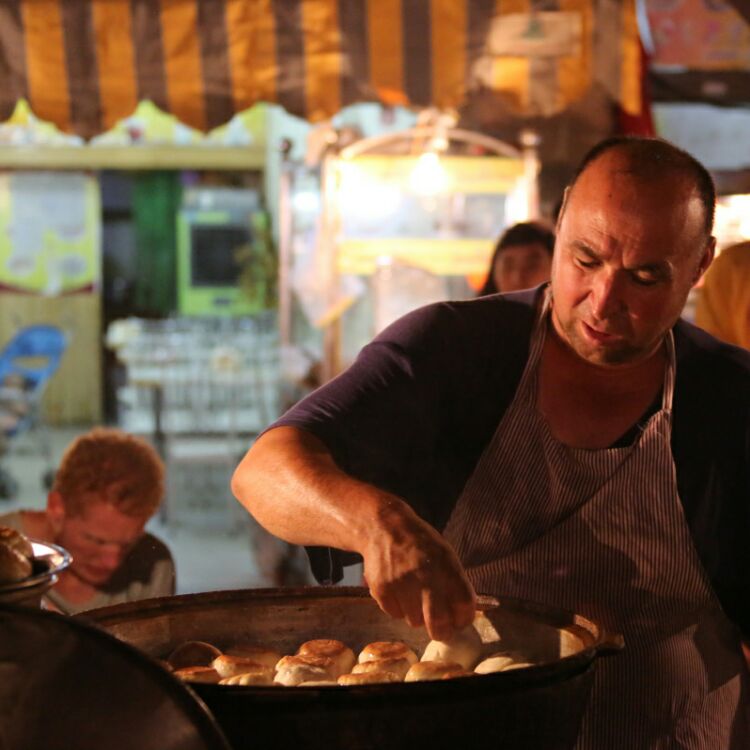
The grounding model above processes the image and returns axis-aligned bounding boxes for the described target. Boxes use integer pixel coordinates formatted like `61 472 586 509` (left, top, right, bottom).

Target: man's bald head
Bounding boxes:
565 136 716 238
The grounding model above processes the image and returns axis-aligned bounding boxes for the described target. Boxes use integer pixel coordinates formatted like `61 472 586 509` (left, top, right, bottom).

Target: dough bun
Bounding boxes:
212 654 270 679
0 526 34 559
420 623 483 670
404 661 469 682
297 639 356 678
275 654 335 686
173 666 222 684
474 653 515 674
224 643 281 670
218 667 275 686
167 640 222 669
338 671 401 686
0 543 33 584
352 657 411 681
358 641 418 665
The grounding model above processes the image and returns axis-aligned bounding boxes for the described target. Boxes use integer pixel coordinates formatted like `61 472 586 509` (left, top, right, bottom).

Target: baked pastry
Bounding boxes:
0 526 33 559
358 642 418 666
0 525 34 584
275 654 335 686
224 643 282 670
420 622 482 670
212 654 272 680
296 639 356 678
218 667 275 686
474 653 515 674
338 671 400 686
351 657 411 681
173 666 222 684
404 661 469 682
167 640 222 669
0 543 33 584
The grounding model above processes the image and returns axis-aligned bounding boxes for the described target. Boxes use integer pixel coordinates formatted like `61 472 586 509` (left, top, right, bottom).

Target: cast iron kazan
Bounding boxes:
82 586 623 750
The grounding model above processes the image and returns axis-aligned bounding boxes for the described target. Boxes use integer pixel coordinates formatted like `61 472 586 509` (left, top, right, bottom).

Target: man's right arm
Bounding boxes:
231 425 476 641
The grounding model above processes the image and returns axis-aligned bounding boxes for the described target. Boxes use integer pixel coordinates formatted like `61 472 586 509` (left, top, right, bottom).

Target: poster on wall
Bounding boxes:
0 172 100 295
647 0 750 70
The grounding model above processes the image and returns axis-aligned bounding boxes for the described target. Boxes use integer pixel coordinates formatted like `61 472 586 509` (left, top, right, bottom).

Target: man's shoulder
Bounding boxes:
133 531 174 564
373 287 539 354
102 530 174 595
675 319 750 389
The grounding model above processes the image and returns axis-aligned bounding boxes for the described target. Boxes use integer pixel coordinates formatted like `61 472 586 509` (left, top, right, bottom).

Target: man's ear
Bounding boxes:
555 187 570 233
46 491 66 532
694 236 716 284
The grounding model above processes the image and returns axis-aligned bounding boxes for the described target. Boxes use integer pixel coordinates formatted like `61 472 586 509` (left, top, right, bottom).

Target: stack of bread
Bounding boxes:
0 525 35 585
167 612 535 687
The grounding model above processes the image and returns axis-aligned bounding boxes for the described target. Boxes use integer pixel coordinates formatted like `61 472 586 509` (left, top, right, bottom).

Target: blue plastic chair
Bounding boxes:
0 325 67 497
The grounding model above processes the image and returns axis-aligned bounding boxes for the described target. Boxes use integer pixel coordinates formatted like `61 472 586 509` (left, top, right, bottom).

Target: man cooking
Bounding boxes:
232 137 750 748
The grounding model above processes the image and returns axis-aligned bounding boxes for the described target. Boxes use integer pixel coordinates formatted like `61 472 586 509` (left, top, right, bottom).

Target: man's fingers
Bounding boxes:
398 578 425 628
451 578 477 630
452 597 477 631
422 587 456 641
370 585 405 621
420 571 477 640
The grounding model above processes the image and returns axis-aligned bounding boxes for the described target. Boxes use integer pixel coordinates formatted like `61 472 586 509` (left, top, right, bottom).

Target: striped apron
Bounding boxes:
444 293 749 749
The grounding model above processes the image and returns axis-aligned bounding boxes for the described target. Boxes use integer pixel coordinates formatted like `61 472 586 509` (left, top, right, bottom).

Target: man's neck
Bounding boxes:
545 319 667 396
539 324 667 449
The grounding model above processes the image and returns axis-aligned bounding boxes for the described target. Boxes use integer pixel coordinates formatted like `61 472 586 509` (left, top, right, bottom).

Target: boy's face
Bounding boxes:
48 491 147 587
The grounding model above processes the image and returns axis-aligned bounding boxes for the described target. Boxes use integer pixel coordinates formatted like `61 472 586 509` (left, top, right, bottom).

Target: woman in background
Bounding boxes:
695 240 750 349
477 221 555 296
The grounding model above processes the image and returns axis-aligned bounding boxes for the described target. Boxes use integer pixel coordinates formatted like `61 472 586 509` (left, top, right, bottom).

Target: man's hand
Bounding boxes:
361 499 476 642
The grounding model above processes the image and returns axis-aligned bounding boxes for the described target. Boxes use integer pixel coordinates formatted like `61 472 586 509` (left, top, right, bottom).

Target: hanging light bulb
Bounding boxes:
409 151 449 195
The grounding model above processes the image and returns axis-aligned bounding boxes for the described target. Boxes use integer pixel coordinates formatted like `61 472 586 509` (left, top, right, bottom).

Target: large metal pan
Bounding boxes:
0 603 230 750
83 586 623 750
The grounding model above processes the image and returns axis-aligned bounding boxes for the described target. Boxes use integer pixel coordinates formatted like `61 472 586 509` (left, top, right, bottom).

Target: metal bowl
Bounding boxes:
83 586 623 750
0 539 71 607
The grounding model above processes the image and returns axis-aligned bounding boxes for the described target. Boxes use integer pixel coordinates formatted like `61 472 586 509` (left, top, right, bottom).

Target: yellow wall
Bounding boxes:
0 293 102 424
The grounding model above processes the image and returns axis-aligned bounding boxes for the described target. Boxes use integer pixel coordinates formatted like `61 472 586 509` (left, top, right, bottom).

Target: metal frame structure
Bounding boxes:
278 125 541 382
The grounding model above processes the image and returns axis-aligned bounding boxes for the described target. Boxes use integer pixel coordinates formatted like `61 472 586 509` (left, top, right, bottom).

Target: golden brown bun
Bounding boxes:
420 623 483 670
224 643 282 670
358 642 417 666
351 657 411 681
275 655 335 686
404 661 469 682
0 544 33 584
218 667 275 686
173 666 222 684
167 640 222 669
0 526 33 559
297 639 356 678
338 671 400 686
212 654 271 679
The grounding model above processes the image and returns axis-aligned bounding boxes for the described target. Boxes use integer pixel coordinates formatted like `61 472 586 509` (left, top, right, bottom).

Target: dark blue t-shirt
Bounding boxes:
273 288 750 636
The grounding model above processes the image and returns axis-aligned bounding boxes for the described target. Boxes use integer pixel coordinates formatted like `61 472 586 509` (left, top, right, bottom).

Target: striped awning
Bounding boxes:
0 0 642 139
